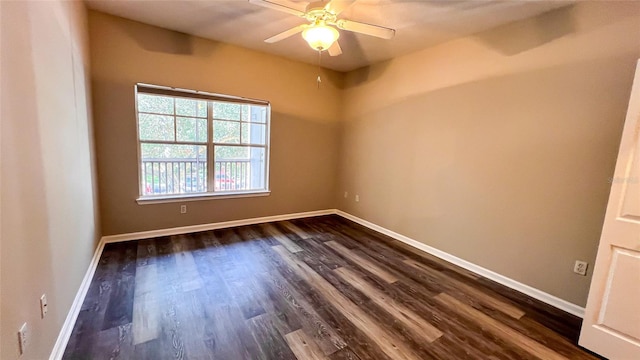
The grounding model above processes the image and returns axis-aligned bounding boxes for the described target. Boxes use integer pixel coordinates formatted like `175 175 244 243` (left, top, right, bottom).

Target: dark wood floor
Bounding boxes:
63 215 601 360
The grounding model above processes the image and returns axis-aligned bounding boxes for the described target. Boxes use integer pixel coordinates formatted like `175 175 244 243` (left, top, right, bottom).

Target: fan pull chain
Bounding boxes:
317 49 322 89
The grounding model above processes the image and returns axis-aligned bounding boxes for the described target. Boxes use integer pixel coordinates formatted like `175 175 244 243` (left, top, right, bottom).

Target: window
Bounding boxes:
135 84 270 201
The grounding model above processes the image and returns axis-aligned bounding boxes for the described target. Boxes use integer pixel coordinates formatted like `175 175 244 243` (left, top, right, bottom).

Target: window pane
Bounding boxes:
214 146 265 192
213 120 240 144
176 98 207 118
198 102 207 117
249 105 267 123
241 123 266 145
138 114 174 141
197 118 207 142
213 102 241 120
140 143 207 195
177 117 207 143
241 104 250 122
138 94 174 114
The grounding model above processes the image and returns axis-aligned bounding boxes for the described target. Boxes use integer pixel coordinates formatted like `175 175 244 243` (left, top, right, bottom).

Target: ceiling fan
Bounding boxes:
248 0 396 56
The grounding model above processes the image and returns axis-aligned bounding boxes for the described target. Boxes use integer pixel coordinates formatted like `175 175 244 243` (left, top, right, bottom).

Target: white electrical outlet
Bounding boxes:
574 260 588 276
180 205 187 214
40 294 48 318
18 323 27 355
355 194 360 202
344 191 348 198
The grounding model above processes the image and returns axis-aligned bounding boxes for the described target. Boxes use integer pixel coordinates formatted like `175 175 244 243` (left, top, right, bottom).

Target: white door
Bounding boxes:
579 60 640 359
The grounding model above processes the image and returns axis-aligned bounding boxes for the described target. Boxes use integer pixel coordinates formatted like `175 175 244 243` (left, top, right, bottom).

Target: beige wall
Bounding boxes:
92 2 640 306
0 1 99 359
0 2 635 357
89 12 342 236
338 2 640 306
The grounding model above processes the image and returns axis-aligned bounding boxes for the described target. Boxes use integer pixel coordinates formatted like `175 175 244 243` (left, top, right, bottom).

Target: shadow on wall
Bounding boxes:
474 5 577 56
121 19 196 55
118 5 263 57
318 65 346 90
343 59 391 88
338 55 637 305
343 4 578 88
327 31 373 86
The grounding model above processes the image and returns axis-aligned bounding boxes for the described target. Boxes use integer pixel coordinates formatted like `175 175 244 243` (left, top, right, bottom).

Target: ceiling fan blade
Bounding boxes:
324 0 352 16
336 19 395 39
328 41 342 56
248 0 305 17
265 24 307 43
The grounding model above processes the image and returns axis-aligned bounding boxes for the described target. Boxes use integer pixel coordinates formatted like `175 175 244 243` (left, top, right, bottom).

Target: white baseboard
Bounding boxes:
101 209 335 244
49 237 106 360
335 210 585 318
51 207 585 359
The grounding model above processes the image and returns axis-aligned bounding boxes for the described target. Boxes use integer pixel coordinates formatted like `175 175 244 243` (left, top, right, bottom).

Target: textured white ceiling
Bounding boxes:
85 0 572 72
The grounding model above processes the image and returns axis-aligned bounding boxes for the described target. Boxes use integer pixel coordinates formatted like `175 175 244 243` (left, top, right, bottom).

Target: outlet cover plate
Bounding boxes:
18 323 27 355
574 260 588 276
40 294 48 318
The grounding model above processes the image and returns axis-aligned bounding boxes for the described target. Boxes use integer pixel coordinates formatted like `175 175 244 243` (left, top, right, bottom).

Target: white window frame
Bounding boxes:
135 83 271 204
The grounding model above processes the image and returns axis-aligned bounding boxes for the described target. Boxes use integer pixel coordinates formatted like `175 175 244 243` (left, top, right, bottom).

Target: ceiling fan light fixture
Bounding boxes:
302 24 339 51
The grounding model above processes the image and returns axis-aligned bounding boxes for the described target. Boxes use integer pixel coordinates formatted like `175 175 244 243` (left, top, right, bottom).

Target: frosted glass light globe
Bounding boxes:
302 24 339 51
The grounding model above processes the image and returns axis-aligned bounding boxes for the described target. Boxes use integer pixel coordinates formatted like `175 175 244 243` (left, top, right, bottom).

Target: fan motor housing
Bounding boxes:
305 1 338 23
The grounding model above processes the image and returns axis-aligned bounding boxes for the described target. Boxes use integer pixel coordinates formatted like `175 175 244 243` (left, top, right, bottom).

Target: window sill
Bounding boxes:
136 190 271 205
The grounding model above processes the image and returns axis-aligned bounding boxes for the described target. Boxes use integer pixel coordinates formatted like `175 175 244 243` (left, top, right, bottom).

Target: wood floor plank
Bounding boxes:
343 267 519 360
301 264 454 359
175 289 215 360
518 316 600 359
349 241 526 327
102 242 137 330
198 285 259 360
296 237 350 270
336 240 444 297
280 220 312 239
92 323 133 360
435 293 568 360
132 291 160 345
64 216 597 360
192 233 270 359
133 338 162 359
233 225 263 241
284 329 326 360
329 217 481 281
328 348 364 360
279 274 394 360
295 217 344 241
251 273 303 336
326 241 398 283
226 275 268 320
154 238 188 360
404 258 526 319
136 239 158 267
334 266 442 342
248 313 298 360
170 235 204 291
197 230 228 259
272 245 423 360
132 241 160 346
263 223 304 253
63 244 123 358
476 276 584 342
255 269 347 356
134 255 157 296
507 315 600 360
